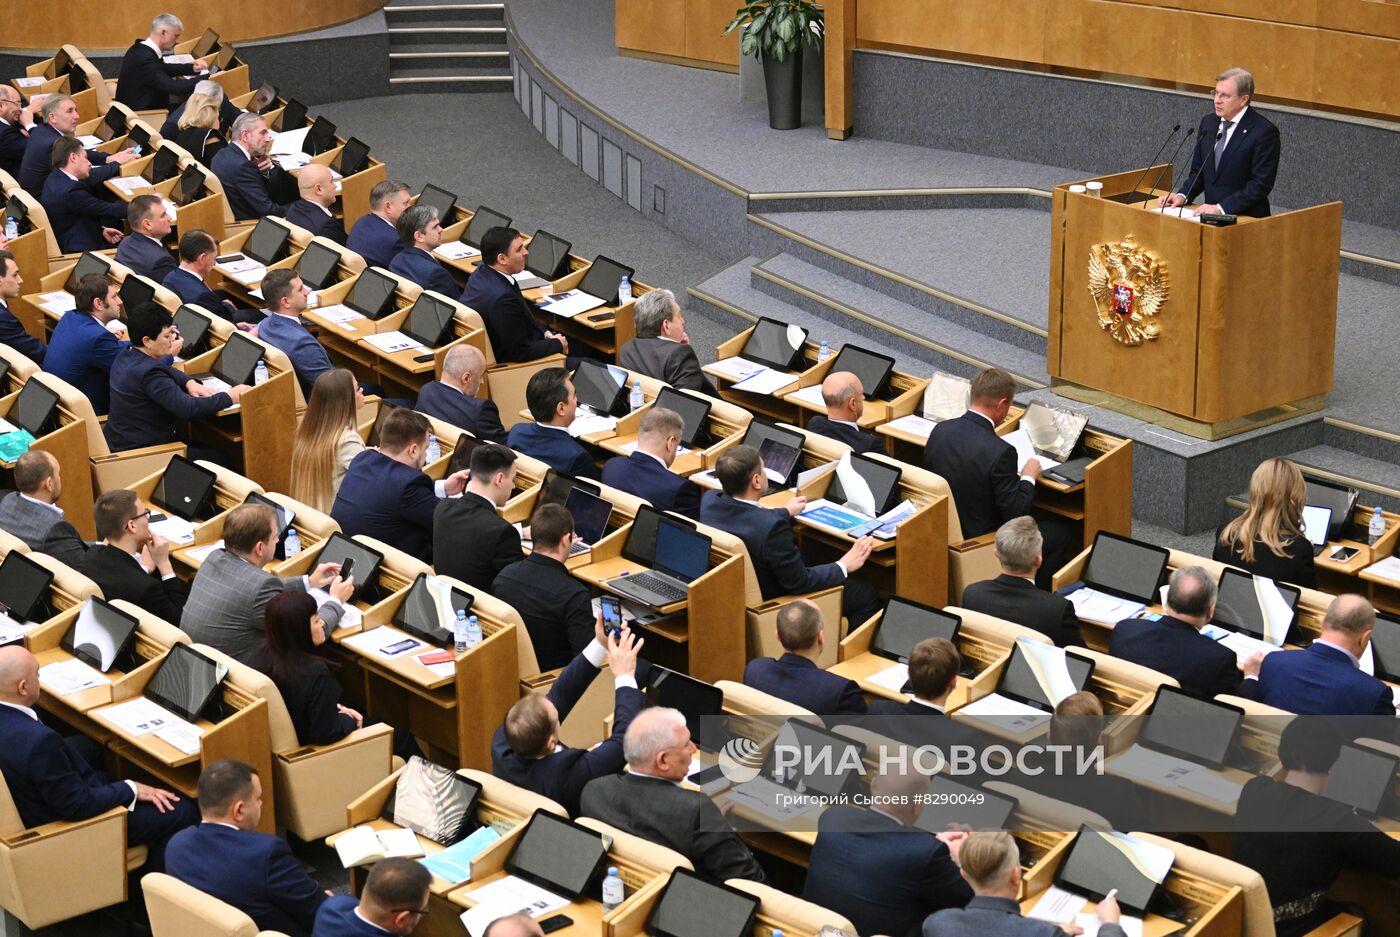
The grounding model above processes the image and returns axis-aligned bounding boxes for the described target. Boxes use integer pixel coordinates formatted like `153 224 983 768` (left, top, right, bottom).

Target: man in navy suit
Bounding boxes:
600 406 700 518
1162 67 1280 218
114 194 177 282
283 163 347 245
166 760 327 937
414 343 505 441
1110 566 1263 700
347 180 410 269
257 269 333 394
493 617 643 814
506 367 598 479
388 205 458 296
807 371 883 454
211 112 296 220
115 13 206 110
433 443 523 590
43 273 126 414
19 94 136 198
617 289 716 395
0 249 45 364
313 858 432 937
804 766 971 937
700 444 881 626
0 86 40 178
163 228 257 324
961 517 1083 647
1255 595 1396 716
41 137 128 253
0 646 198 871
331 407 468 562
744 599 866 715
460 226 569 364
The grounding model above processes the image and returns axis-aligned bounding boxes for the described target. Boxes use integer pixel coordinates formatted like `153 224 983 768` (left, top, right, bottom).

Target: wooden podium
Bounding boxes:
1047 166 1342 438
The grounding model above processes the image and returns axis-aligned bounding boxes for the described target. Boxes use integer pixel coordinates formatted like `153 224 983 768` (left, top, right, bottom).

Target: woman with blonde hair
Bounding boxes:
289 369 364 512
1214 457 1316 588
174 86 227 166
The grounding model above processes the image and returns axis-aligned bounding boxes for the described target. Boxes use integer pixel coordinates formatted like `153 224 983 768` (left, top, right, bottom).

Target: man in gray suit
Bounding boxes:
0 450 89 566
617 289 716 396
181 504 353 667
579 707 764 884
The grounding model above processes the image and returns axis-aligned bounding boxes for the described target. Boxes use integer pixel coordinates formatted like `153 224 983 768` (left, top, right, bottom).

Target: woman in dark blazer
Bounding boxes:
1214 457 1316 589
173 90 228 168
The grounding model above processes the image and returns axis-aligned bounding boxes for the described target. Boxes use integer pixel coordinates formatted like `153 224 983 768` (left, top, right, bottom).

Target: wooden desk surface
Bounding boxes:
573 555 689 618
337 626 458 692
89 697 213 768
447 870 604 935
1018 893 1187 937
1103 750 1254 816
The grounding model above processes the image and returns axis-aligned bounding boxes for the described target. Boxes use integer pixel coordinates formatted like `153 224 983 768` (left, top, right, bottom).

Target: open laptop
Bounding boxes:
516 228 571 289
12 378 60 438
647 665 726 752
296 240 342 291
393 572 474 645
1300 504 1333 556
620 503 694 567
62 597 139 672
826 342 895 399
145 643 223 722
647 868 759 937
172 306 212 358
652 386 712 449
318 533 385 603
563 486 613 555
606 517 711 607
1135 685 1244 771
740 316 809 372
343 268 400 320
187 332 262 393
0 551 53 625
402 293 456 348
915 775 1018 834
738 420 805 491
1054 826 1175 917
1207 567 1300 659
415 184 457 222
504 812 609 902
153 455 216 522
1320 743 1399 819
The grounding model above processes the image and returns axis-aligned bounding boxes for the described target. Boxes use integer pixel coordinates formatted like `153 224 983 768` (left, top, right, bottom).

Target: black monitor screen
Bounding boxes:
154 454 216 521
539 469 597 508
741 316 808 372
318 533 384 602
505 812 608 902
279 99 308 131
578 255 635 307
654 518 710 583
621 503 696 567
13 379 59 437
872 598 959 662
564 486 612 545
337 137 370 176
1137 686 1243 769
653 387 711 449
393 572 474 645
416 184 457 223
99 106 126 139
572 359 626 415
1321 744 1398 817
1055 827 1173 915
828 343 895 399
147 146 179 183
347 268 399 319
119 275 156 310
126 122 151 154
827 453 902 515
757 437 800 488
648 868 759 937
762 721 866 799
64 252 110 293
304 116 337 156
1212 568 1299 645
0 551 52 622
175 164 205 205
647 665 725 751
145 643 222 722
62 597 138 671
525 229 571 281
1370 613 1400 682
1302 476 1358 542
1081 531 1169 604
296 240 342 291
215 332 263 387
243 492 293 541
244 218 289 266
404 293 456 347
173 305 212 357
915 775 1017 833
998 640 1094 710
464 205 511 248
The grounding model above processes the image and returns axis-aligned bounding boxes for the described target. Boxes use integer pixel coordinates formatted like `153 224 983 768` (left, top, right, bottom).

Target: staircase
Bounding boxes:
385 1 512 93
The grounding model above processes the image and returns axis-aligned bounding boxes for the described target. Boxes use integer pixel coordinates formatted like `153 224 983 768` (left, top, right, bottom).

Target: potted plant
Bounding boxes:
725 0 824 130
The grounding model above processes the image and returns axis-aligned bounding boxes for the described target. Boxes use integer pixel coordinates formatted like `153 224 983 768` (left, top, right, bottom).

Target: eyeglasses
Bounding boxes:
127 509 153 524
392 907 430 917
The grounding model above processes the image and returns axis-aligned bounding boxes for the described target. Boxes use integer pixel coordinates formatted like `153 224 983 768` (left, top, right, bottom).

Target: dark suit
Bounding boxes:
105 346 231 451
251 652 356 745
346 213 403 270
0 119 27 178
210 143 294 220
924 896 1123 937
414 381 506 441
163 265 231 314
114 232 177 283
259 313 333 395
923 411 1033 539
114 41 198 110
284 200 347 245
580 773 764 883
0 704 198 871
744 652 866 715
460 264 562 363
40 169 126 253
1109 614 1261 700
172 125 227 168
313 896 385 937
388 246 457 297
1254 642 1394 716
44 310 124 414
492 553 593 671
601 450 700 518
961 574 1084 647
1212 531 1316 591
0 300 45 364
807 415 883 454
0 491 88 567
492 647 642 814
700 488 856 597
19 123 119 198
432 492 522 591
1177 107 1281 218
867 698 989 754
804 805 972 937
506 422 597 480
617 337 715 395
78 544 187 624
331 449 440 562
166 822 327 937
160 97 241 139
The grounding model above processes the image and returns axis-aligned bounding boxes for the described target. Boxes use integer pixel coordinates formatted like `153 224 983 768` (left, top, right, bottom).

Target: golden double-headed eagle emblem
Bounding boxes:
1087 236 1168 346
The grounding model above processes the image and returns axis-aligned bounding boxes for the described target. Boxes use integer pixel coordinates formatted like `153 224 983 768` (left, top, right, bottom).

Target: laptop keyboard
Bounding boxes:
624 572 686 604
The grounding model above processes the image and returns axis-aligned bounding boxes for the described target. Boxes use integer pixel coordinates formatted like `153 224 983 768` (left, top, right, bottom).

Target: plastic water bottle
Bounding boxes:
629 380 644 412
253 359 268 385
617 275 632 306
425 432 441 463
4 216 16 240
454 609 469 654
464 613 482 649
601 867 624 912
283 528 301 558
1368 506 1385 546
817 340 831 363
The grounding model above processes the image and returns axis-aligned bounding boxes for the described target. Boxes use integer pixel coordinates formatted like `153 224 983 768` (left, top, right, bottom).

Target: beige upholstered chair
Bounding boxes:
142 872 292 937
1129 831 1276 937
725 879 857 934
576 817 693 873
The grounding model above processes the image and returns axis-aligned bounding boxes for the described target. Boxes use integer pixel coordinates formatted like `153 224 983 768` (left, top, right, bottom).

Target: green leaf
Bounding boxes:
776 12 796 41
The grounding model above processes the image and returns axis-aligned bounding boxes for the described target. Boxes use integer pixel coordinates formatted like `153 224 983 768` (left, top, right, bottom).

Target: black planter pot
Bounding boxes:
761 46 803 130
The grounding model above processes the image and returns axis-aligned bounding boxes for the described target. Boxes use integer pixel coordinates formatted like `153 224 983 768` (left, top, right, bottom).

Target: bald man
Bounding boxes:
413 343 506 442
806 371 882 454
284 163 347 245
483 914 544 937
1254 594 1397 716
0 646 198 870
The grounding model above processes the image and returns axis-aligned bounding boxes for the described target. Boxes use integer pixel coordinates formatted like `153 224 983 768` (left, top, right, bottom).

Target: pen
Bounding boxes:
1105 889 1118 902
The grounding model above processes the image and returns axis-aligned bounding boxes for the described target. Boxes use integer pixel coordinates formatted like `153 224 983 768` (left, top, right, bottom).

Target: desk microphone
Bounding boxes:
1141 128 1195 209
1175 122 1224 214
1117 124 1181 204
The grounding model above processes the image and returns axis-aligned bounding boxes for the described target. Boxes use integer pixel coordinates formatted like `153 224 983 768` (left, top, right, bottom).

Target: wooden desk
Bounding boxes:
213 219 313 298
878 403 1023 465
595 370 753 475
0 385 96 538
780 354 927 433
703 327 826 425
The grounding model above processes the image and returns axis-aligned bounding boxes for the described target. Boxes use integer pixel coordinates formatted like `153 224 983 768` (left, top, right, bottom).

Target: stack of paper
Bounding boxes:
363 331 423 354
433 241 480 261
315 304 366 324
269 127 310 156
536 289 605 319
459 876 569 937
1027 886 1145 937
185 540 224 564
1067 587 1145 625
1364 555 1400 583
150 515 198 545
343 626 423 659
884 413 937 440
786 383 827 408
1110 744 1242 803
956 694 1053 733
40 658 111 695
110 177 152 195
708 357 765 382
96 697 185 736
37 291 76 314
567 413 618 438
732 367 798 396
867 661 911 695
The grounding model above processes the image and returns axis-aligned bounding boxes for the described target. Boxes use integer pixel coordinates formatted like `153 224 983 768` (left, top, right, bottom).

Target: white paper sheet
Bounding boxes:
1109 744 1200 786
867 661 911 695
1252 577 1293 646
1365 555 1400 583
40 658 111 695
315 303 366 324
708 356 765 381
1076 913 1145 937
1002 427 1061 472
1027 884 1087 924
1151 206 1202 222
567 413 618 438
884 413 937 440
1213 630 1283 663
1174 768 1243 803
308 587 360 631
150 515 197 545
269 126 310 155
222 265 266 286
537 289 605 319
786 383 827 408
956 692 1053 732
217 256 263 274
1017 637 1079 703
13 77 44 87
833 450 876 516
433 241 480 261
185 540 224 564
38 290 76 313
96 697 184 736
154 722 204 755
796 460 838 489
109 176 152 195
731 367 798 396
362 330 423 354
459 876 569 937
342 625 423 659
1067 587 1146 625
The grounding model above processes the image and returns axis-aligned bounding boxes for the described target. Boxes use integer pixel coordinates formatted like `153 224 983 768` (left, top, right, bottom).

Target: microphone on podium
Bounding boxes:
1173 123 1221 215
1104 124 1180 204
1141 127 1196 209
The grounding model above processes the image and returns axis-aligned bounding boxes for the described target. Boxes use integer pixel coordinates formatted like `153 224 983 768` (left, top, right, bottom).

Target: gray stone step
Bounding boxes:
1285 445 1400 514
387 75 514 93
384 2 504 26
389 55 510 78
386 26 507 49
